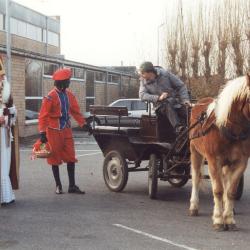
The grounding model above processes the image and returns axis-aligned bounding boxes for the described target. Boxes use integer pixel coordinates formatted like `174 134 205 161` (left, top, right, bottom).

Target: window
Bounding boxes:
111 100 131 110
108 74 120 83
132 100 147 110
72 68 84 79
25 59 43 121
43 30 59 47
10 17 42 42
0 14 4 30
95 72 105 82
44 62 59 76
27 23 42 41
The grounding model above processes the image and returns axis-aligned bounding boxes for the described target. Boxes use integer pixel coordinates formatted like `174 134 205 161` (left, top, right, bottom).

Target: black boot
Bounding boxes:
67 162 85 194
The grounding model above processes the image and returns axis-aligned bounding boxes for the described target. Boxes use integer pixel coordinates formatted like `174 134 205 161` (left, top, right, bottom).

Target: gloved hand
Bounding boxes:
82 124 93 135
40 132 48 143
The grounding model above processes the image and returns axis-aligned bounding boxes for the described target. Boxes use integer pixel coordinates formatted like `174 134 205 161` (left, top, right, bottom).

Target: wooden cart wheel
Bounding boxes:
103 150 128 192
235 175 244 201
148 154 158 199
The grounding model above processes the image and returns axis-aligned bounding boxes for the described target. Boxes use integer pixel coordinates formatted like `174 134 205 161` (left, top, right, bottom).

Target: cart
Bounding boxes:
89 104 244 200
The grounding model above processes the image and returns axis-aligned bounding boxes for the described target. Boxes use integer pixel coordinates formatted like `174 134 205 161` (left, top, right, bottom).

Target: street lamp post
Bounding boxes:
5 0 11 83
157 23 164 66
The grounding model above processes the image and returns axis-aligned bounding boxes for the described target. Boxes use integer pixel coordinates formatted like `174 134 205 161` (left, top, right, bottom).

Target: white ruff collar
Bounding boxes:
2 76 11 104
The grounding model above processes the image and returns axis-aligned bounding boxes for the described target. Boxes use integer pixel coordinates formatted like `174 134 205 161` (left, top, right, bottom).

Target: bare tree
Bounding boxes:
165 18 178 74
200 1 213 81
177 0 188 82
245 0 250 71
228 0 245 76
190 8 201 78
214 0 230 81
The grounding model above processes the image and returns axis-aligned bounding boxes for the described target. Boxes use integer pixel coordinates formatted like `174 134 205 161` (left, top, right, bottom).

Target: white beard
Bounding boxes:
2 76 11 104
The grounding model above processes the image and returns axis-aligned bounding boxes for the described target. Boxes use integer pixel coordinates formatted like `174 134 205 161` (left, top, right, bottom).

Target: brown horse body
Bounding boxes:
189 74 250 231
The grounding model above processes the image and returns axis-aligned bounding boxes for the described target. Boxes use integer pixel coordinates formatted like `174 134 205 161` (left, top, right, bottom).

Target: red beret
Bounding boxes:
52 68 72 81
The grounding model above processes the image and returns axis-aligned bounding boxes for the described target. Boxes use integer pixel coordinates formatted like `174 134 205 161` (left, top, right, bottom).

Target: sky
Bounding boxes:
14 0 169 67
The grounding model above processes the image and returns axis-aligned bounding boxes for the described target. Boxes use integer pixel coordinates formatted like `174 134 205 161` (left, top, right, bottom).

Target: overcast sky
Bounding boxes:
13 0 219 67
14 0 171 67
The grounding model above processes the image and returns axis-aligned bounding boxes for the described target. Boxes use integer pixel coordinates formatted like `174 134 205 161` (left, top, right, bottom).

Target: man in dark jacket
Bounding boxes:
139 61 190 132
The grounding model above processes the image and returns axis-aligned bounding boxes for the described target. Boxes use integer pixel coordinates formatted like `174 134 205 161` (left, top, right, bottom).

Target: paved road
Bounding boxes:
1 133 250 250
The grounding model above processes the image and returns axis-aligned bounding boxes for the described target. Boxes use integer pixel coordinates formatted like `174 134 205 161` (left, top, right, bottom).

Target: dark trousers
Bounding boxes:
156 101 187 129
52 162 75 188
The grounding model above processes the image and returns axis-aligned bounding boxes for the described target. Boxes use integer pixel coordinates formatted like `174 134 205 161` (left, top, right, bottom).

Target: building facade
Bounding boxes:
0 0 139 137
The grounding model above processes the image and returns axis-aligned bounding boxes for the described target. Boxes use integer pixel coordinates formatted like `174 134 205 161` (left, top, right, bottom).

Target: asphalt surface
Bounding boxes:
1 132 250 250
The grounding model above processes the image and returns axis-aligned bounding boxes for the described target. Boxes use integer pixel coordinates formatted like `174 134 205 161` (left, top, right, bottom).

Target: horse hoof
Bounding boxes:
225 224 238 231
213 224 225 232
189 209 198 216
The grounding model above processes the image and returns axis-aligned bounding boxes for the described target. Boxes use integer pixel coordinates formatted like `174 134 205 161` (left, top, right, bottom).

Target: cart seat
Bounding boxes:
93 125 140 136
129 137 172 150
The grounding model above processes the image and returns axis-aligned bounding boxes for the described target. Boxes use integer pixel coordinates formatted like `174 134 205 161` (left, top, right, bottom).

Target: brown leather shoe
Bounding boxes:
68 185 85 194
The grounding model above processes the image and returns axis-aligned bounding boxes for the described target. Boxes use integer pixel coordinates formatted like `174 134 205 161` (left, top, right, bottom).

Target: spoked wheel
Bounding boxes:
168 165 190 188
235 175 244 201
148 154 158 199
103 150 128 192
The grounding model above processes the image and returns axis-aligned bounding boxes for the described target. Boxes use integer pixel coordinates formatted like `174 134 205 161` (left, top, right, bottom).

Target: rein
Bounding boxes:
188 111 210 140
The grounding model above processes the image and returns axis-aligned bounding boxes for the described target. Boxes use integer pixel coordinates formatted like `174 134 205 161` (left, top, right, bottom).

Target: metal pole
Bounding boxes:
45 16 48 55
157 23 164 66
6 0 11 84
157 26 160 66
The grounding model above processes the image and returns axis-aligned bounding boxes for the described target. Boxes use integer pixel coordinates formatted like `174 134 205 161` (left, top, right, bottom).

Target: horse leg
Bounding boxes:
207 158 224 231
223 158 247 230
189 144 204 216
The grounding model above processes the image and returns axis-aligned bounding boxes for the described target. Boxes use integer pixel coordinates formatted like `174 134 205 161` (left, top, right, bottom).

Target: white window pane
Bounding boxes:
0 14 3 30
17 19 26 37
10 18 18 35
48 31 59 46
26 23 42 42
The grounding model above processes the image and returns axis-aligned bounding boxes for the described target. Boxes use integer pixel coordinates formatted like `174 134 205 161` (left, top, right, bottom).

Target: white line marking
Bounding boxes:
20 149 100 152
77 152 102 157
75 142 97 145
113 224 198 250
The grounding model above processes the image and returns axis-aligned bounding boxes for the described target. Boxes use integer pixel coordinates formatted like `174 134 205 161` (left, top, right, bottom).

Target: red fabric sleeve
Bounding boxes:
69 92 85 127
38 96 53 132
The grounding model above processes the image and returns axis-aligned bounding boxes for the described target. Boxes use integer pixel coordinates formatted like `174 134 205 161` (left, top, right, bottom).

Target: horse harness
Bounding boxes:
189 111 215 140
189 111 250 142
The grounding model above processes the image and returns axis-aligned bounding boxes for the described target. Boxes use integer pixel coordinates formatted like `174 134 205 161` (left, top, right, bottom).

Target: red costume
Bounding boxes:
38 69 85 166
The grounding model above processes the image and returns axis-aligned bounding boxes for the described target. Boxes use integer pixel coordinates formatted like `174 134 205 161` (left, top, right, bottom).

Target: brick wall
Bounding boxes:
95 82 105 105
107 84 119 104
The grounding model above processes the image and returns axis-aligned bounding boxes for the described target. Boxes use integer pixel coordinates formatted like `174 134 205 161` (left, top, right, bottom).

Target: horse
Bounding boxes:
189 73 250 231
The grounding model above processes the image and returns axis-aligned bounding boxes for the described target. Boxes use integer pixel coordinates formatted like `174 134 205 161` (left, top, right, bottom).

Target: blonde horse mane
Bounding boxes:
214 76 250 128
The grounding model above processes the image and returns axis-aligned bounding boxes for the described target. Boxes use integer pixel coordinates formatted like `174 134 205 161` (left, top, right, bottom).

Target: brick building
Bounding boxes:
0 0 139 137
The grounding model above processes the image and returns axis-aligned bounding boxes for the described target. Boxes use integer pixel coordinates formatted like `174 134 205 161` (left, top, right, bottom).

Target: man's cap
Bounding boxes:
139 61 155 73
0 55 5 76
52 68 72 81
